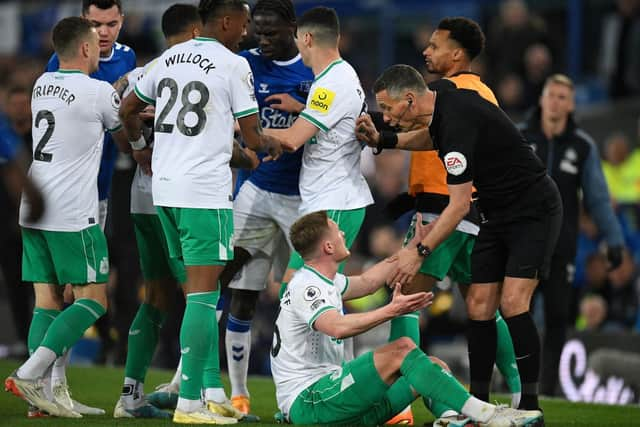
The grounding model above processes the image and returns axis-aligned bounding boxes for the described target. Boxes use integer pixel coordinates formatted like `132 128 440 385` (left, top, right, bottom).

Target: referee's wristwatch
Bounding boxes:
416 242 432 258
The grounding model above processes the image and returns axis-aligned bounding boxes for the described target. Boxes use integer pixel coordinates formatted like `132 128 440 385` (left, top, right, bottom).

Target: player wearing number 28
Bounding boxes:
121 0 281 424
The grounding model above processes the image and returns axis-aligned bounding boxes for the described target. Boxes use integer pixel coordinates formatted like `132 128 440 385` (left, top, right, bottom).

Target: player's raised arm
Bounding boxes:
236 113 283 160
263 116 319 153
343 213 430 300
230 139 260 170
356 115 434 152
313 285 433 340
264 93 305 114
119 90 148 146
119 87 153 173
95 81 130 153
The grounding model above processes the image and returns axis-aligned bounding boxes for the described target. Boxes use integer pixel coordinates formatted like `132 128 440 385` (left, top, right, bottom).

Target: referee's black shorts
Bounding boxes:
471 176 562 284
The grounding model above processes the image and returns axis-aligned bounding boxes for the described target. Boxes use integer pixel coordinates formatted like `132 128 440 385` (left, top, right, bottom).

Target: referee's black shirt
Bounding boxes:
428 89 549 218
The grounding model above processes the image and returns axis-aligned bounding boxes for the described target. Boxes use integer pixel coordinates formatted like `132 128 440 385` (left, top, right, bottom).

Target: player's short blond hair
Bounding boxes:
544 74 574 92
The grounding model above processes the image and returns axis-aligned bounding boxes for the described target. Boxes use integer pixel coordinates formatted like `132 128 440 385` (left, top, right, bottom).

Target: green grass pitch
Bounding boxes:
0 359 638 426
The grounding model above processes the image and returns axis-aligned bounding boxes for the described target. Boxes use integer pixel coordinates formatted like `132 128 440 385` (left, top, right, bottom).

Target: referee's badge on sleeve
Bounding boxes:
444 151 467 176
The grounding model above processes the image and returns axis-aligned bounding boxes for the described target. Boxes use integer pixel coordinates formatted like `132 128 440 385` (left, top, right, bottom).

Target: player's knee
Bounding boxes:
34 286 64 310
429 356 450 372
499 293 530 317
391 336 417 356
73 284 108 310
144 279 172 312
230 290 259 320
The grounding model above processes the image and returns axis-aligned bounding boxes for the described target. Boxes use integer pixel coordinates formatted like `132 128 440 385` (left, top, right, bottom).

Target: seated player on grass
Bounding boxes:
269 210 545 427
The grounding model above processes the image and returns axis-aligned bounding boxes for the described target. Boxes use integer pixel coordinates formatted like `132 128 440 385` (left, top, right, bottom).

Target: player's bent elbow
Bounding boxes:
318 322 349 340
332 330 350 340
332 323 358 340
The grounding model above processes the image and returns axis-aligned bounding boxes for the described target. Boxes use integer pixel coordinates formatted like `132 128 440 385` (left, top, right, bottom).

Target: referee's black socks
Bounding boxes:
466 318 497 403
505 311 541 410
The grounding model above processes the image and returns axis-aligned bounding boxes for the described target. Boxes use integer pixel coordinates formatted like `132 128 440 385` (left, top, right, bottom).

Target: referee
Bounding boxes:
357 64 562 414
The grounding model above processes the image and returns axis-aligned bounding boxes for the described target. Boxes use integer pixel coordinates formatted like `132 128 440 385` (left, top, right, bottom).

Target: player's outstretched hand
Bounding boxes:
133 147 153 176
355 114 380 147
265 93 305 114
388 285 433 317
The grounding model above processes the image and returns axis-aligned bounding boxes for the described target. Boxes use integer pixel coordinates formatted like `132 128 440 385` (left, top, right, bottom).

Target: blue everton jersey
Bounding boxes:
46 42 136 200
237 48 314 196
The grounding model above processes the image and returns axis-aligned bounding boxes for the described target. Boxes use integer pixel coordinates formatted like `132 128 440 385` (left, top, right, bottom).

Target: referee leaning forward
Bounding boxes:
356 64 562 417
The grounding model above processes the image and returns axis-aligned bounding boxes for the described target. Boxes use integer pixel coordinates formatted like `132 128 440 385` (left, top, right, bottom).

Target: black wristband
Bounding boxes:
416 242 432 258
379 131 398 149
374 131 399 155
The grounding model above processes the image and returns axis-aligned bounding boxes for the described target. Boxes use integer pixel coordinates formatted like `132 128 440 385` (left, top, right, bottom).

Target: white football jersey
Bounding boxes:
270 265 350 417
126 64 156 215
297 59 373 215
134 37 258 209
20 70 121 231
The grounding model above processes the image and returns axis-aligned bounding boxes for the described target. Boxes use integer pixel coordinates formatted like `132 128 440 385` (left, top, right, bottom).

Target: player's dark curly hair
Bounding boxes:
82 0 122 14
198 0 247 25
437 17 485 61
252 0 296 24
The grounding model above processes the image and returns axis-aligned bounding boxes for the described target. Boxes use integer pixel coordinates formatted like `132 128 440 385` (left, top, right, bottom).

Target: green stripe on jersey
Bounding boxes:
308 306 336 327
303 265 334 286
342 277 350 295
194 37 220 43
233 107 259 118
314 59 344 82
299 112 329 132
134 86 155 105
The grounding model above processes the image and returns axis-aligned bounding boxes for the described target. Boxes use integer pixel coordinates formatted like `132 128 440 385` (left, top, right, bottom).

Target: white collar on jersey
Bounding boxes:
249 48 302 66
100 46 115 62
272 53 302 66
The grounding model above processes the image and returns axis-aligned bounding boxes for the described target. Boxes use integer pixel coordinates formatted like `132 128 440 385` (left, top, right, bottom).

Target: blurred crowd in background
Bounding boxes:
0 0 639 393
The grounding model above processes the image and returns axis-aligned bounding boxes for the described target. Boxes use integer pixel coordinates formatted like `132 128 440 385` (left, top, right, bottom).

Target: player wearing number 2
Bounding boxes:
120 0 282 424
4 16 128 418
